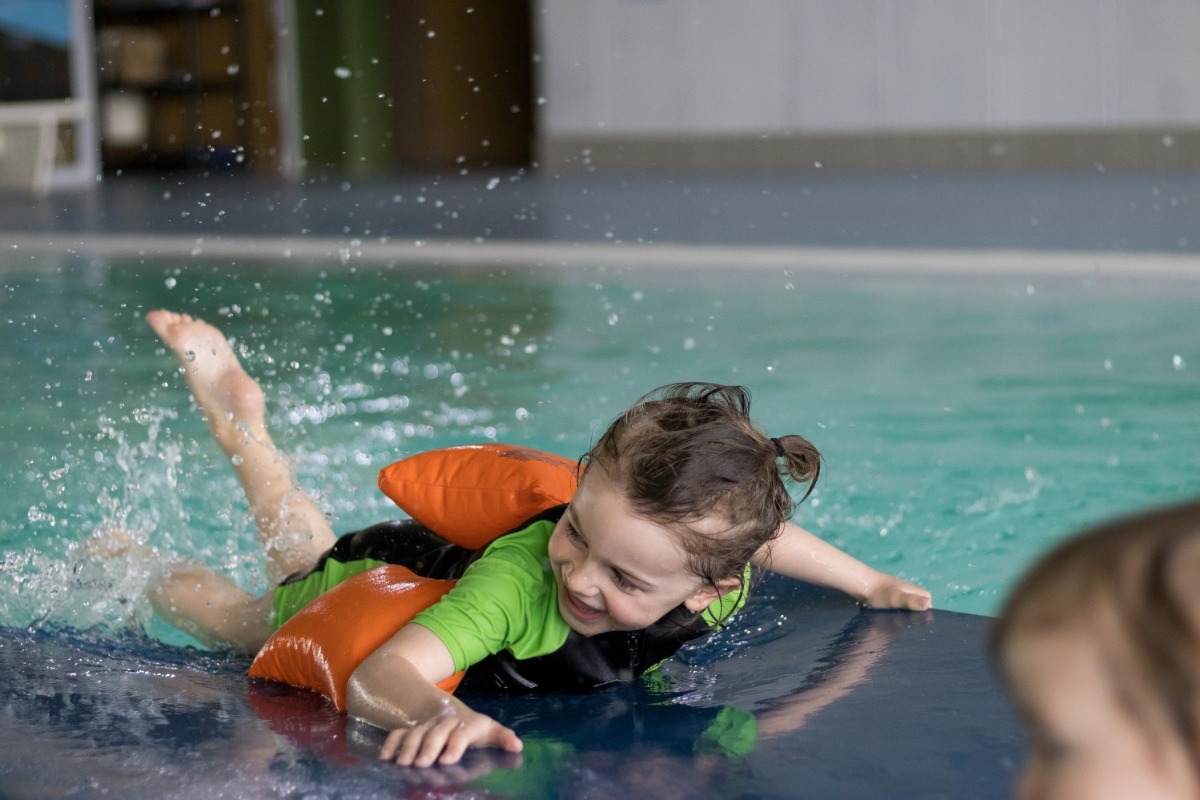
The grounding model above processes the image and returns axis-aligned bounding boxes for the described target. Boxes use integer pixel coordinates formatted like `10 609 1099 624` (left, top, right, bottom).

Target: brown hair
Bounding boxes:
992 499 1200 767
583 383 822 593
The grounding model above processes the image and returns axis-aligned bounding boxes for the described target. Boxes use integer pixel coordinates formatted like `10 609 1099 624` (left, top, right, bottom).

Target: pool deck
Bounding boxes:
3 168 1200 275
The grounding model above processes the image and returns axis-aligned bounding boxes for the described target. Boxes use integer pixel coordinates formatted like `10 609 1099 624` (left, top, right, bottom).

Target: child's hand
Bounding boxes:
862 574 932 611
379 702 523 767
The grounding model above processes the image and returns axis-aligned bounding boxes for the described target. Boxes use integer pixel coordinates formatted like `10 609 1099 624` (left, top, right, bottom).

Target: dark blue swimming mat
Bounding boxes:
0 583 1022 799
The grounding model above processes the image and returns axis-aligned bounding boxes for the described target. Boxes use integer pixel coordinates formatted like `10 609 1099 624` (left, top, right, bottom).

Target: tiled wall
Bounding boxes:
537 0 1200 137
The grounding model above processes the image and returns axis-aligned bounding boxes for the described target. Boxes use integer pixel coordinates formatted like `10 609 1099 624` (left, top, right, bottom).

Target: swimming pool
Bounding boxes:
3 254 1197 629
1 252 1197 797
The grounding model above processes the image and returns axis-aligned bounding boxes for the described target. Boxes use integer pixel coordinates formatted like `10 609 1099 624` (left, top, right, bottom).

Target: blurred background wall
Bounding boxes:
535 0 1200 172
6 0 1199 183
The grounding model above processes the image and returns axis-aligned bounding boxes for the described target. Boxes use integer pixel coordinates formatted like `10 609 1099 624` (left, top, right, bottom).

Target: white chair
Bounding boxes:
0 100 88 195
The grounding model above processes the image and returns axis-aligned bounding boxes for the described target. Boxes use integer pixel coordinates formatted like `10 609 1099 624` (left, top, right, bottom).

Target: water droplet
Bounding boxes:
164 277 177 289
334 66 351 79
231 454 244 466
1173 354 1185 370
183 350 196 362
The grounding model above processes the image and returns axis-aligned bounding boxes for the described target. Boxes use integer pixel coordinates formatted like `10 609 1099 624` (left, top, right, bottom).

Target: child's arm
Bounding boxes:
345 624 523 767
752 522 932 610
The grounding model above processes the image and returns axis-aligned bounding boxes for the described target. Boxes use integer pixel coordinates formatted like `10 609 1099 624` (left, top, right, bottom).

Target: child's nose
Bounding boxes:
565 560 600 595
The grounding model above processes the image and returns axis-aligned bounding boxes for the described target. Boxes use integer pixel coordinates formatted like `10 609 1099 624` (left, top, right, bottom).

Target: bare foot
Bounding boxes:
78 527 154 561
146 310 337 581
146 310 267 455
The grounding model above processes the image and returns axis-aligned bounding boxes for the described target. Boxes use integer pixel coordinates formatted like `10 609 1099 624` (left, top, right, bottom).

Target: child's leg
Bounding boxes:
146 310 337 580
148 563 276 653
144 311 338 651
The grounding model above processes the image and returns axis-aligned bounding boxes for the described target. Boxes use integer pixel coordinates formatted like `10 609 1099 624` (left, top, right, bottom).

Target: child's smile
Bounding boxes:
547 471 724 637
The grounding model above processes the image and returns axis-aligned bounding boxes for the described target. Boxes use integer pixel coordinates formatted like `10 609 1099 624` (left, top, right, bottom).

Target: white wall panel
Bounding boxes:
1113 0 1200 124
986 0 1109 127
678 0 787 132
880 0 990 129
783 0 881 130
536 0 1200 137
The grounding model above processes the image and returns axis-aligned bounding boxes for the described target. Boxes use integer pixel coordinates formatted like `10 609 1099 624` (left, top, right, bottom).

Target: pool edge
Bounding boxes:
4 232 1200 278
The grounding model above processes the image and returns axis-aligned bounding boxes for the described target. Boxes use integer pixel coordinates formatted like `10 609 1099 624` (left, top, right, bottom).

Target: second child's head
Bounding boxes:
993 500 1200 800
547 383 821 636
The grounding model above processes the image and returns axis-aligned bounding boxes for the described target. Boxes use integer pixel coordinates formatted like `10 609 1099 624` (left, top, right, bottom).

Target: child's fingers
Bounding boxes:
903 586 933 611
439 720 522 764
438 721 478 764
379 716 523 768
412 719 461 767
383 722 445 766
381 727 425 765
391 718 478 767
886 588 929 611
864 578 932 611
496 725 524 754
476 722 523 758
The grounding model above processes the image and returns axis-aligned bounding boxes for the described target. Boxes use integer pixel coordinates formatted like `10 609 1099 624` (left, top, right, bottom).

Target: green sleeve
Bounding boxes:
412 521 571 671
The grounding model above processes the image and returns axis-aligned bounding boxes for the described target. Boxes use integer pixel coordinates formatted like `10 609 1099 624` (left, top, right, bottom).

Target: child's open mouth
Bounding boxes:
561 588 605 622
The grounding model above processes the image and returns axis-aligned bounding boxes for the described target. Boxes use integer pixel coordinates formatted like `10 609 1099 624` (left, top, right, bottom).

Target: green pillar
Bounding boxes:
294 0 392 174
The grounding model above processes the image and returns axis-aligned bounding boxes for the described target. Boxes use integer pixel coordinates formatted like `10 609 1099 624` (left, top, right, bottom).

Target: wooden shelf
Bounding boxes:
94 0 276 172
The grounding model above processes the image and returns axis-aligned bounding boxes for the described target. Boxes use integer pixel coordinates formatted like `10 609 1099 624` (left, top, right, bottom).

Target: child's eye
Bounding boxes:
612 570 638 592
563 521 585 545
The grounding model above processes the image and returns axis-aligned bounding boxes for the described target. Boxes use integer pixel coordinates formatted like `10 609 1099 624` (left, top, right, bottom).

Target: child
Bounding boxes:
992 500 1200 800
140 310 931 768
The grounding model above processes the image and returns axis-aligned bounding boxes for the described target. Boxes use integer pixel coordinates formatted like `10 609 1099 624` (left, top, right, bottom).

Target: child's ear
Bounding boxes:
683 577 743 613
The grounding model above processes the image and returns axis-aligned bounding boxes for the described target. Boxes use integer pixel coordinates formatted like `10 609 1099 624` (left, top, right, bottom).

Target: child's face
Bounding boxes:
1003 629 1200 800
546 471 724 637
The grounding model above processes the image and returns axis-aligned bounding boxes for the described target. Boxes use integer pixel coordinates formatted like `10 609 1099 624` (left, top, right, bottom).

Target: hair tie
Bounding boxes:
771 437 786 458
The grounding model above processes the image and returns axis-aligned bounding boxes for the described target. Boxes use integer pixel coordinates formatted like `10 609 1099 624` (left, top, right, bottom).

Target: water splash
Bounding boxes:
0 406 215 637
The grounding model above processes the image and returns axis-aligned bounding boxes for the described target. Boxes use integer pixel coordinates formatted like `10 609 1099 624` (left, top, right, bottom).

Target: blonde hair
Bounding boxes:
992 499 1200 766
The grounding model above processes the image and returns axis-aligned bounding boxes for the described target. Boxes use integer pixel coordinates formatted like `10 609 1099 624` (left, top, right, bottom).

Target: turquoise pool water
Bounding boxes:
2 255 1198 639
